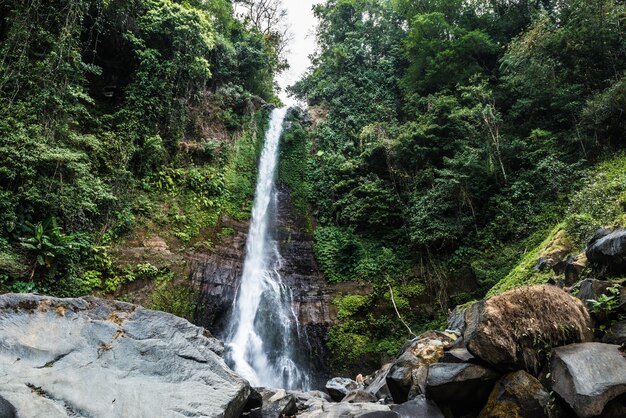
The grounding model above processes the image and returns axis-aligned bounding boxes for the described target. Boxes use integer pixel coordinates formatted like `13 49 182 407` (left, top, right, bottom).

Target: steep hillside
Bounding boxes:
291 0 626 374
0 0 282 304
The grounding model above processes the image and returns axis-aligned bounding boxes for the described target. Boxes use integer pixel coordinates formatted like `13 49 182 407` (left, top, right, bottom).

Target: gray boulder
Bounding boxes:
586 228 626 276
358 413 400 418
425 363 499 403
551 343 626 417
391 395 444 418
288 390 332 412
479 370 551 418
342 390 377 403
0 294 249 418
326 377 358 401
258 389 297 418
298 398 392 417
603 320 626 345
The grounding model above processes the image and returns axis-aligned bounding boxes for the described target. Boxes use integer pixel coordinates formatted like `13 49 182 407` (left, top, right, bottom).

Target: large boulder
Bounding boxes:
550 343 626 417
586 228 626 276
0 294 249 418
425 363 499 404
326 377 358 401
391 395 444 418
479 371 551 418
386 331 457 403
464 285 593 373
297 398 392 417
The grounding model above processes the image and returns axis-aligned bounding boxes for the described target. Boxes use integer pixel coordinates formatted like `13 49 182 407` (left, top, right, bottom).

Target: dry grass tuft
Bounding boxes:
466 285 592 373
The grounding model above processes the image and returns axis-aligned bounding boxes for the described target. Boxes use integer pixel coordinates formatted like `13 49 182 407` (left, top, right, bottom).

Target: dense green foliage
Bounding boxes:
0 0 281 297
278 110 313 222
293 0 626 370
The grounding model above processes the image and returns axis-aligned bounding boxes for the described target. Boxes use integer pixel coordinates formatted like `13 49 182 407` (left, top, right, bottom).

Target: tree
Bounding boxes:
235 0 292 70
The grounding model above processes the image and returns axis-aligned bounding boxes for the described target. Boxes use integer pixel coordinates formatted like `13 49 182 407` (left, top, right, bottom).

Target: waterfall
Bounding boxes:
225 107 310 390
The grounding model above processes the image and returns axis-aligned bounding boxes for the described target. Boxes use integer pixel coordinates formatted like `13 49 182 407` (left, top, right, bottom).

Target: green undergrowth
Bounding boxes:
327 278 441 375
486 153 626 297
278 110 313 228
112 109 267 254
486 224 565 297
564 153 626 247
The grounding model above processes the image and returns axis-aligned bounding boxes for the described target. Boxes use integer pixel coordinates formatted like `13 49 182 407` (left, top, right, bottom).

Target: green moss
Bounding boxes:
564 153 626 246
487 223 565 297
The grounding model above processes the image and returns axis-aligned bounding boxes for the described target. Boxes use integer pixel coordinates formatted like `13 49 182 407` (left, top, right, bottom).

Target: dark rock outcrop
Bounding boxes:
0 294 249 418
326 377 358 401
391 395 444 418
464 285 593 373
425 363 499 403
586 228 626 276
479 370 551 418
191 216 248 330
257 389 298 418
550 343 626 417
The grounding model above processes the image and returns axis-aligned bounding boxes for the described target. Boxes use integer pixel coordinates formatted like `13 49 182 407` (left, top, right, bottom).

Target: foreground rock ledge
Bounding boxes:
0 294 250 418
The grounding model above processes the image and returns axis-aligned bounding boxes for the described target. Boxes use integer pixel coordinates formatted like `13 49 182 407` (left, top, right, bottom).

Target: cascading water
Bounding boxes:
225 106 310 390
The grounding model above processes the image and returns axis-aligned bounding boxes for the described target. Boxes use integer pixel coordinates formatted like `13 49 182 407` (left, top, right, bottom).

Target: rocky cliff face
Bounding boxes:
190 185 336 377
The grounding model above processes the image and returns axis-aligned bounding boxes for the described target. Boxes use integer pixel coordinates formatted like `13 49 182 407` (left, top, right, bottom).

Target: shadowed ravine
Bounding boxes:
224 107 310 390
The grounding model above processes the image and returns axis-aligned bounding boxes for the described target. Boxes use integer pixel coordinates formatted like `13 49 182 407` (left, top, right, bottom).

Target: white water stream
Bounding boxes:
225 107 310 390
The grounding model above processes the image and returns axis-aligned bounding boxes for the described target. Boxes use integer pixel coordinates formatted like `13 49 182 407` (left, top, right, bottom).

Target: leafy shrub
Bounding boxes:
78 271 103 294
314 226 360 283
334 294 371 319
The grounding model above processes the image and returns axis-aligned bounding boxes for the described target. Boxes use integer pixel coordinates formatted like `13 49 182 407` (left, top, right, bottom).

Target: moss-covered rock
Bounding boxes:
479 370 552 418
464 285 593 373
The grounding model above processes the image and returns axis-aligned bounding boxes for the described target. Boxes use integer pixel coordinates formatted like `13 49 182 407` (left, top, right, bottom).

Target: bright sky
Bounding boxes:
276 0 324 105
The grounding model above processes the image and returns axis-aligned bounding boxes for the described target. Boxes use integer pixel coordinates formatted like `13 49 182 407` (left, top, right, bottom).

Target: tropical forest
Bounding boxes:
0 0 625 417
